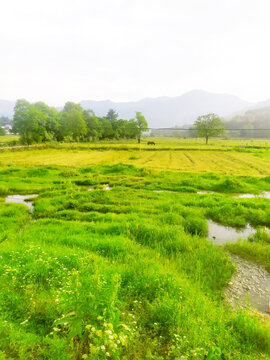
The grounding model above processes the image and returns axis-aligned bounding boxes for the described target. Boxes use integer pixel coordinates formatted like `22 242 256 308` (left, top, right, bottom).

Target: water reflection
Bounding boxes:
208 220 256 245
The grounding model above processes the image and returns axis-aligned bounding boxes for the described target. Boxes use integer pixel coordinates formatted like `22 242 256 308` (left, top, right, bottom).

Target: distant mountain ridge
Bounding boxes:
0 90 263 127
80 90 252 127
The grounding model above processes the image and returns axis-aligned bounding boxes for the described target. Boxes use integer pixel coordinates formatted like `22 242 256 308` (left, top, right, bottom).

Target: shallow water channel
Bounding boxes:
88 184 112 191
235 192 270 199
208 220 256 245
5 194 38 213
226 254 270 313
207 220 270 313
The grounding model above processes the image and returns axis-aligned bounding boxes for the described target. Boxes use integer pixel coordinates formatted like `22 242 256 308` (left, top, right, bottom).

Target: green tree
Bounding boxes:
63 101 83 113
60 108 87 141
34 101 60 140
125 119 139 139
194 113 225 144
106 109 118 123
13 99 47 144
0 122 5 136
59 102 87 141
83 110 102 141
135 111 148 143
99 118 114 139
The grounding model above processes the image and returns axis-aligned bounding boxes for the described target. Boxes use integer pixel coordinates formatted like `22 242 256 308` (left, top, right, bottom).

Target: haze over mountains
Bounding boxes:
1 90 270 128
0 100 16 119
80 90 252 128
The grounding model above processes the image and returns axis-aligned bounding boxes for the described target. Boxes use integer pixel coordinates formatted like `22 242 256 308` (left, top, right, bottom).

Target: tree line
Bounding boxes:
12 99 148 144
225 107 270 138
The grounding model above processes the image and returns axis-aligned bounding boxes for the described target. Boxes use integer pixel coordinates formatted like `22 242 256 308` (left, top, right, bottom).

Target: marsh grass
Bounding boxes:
1 161 270 358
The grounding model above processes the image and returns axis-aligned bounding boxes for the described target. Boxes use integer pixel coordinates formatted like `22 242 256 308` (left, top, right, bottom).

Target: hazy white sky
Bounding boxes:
0 0 270 105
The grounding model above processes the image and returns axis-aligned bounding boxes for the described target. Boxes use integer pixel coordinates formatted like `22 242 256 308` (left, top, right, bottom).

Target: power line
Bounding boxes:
147 128 270 131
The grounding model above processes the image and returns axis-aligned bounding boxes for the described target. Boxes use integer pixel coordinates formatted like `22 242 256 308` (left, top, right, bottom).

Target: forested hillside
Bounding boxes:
226 107 270 138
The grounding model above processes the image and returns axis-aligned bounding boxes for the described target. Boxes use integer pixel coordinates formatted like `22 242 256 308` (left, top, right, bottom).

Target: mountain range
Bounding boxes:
1 90 269 127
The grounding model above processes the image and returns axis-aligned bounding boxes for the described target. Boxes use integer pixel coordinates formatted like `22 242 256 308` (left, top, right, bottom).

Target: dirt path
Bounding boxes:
225 253 270 313
0 144 45 151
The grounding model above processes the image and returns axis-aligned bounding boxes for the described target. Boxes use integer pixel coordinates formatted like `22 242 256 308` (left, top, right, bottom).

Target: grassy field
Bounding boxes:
1 139 270 359
0 135 19 144
0 138 269 175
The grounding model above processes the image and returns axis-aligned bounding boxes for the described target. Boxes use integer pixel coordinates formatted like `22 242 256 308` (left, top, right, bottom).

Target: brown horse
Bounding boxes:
147 141 155 145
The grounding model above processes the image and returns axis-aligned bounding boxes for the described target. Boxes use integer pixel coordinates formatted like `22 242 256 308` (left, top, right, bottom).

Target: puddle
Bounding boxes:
197 191 214 195
88 185 111 191
235 192 270 199
226 254 270 313
208 220 256 245
5 194 38 213
102 184 111 190
153 190 171 193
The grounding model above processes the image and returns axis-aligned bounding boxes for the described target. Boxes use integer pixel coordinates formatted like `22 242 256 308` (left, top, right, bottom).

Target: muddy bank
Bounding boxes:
225 253 270 313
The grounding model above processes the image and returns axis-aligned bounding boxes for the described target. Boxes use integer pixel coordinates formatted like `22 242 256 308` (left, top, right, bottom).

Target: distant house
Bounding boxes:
1 124 12 134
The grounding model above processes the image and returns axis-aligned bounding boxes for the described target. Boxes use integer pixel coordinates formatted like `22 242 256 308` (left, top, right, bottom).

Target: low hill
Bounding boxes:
0 91 257 128
80 90 251 128
226 107 270 138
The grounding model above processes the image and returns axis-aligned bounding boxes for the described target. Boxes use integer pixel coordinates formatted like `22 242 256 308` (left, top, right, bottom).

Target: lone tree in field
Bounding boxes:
194 113 225 144
135 111 148 143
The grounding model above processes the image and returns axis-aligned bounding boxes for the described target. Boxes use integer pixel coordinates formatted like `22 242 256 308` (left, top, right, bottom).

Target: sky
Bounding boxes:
0 0 270 106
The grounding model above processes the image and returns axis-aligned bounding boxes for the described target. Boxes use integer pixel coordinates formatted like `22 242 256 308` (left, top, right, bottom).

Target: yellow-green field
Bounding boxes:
0 134 19 143
0 138 270 175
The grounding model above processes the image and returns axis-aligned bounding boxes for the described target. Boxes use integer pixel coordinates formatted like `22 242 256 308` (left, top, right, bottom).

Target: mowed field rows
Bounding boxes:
0 147 270 175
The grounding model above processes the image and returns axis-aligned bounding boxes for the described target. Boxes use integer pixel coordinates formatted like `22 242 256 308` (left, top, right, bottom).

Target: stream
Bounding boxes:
225 254 270 313
208 220 256 245
235 192 270 199
207 219 270 313
5 194 38 213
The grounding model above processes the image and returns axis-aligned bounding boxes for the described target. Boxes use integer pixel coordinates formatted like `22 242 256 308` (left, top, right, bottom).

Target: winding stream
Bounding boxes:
5 194 38 213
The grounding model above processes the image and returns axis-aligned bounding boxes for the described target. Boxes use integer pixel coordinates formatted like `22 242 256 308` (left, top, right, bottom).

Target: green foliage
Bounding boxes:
0 123 5 136
135 111 149 143
1 164 270 358
183 216 208 237
194 113 225 144
12 99 149 145
13 99 48 144
226 107 270 138
60 108 87 140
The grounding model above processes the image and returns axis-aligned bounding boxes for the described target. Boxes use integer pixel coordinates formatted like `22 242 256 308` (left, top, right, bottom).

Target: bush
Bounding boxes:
183 216 208 237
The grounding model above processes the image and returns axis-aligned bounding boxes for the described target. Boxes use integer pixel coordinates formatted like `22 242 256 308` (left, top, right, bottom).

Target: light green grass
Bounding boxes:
0 134 19 144
1 162 270 358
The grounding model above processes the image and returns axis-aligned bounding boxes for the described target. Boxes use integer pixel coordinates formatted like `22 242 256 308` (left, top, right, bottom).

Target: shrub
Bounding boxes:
183 216 208 237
